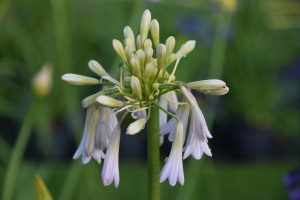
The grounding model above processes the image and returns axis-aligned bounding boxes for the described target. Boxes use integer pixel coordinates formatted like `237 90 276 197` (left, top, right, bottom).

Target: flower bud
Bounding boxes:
157 69 163 80
62 74 100 85
124 77 131 83
124 26 136 50
165 36 175 59
156 44 167 70
149 95 154 101
136 34 142 50
130 54 141 79
126 118 147 135
144 61 155 83
151 59 157 68
135 50 145 72
143 39 152 49
82 91 106 108
176 40 196 58
220 0 237 13
152 83 159 93
32 64 53 98
124 38 133 48
144 47 153 65
34 175 53 200
88 60 109 77
140 9 151 49
150 68 158 83
186 79 226 90
96 95 125 108
150 19 159 48
125 44 134 62
198 86 229 95
130 76 142 101
167 53 176 65
113 39 127 63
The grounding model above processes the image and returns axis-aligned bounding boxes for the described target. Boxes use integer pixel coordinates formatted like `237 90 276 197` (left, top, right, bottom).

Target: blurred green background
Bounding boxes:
0 0 300 199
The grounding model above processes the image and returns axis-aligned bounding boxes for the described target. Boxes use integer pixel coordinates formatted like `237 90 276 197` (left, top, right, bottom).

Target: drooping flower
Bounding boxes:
159 121 184 186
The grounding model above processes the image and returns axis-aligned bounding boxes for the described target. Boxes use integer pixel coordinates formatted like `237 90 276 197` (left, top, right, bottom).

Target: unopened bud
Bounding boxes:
124 26 136 50
113 39 127 63
125 44 134 62
130 54 141 79
82 91 105 108
62 74 99 85
149 95 154 101
140 9 151 49
124 77 131 83
220 0 237 13
152 83 159 92
135 50 145 72
151 59 157 68
32 64 53 98
156 44 167 70
136 34 142 50
150 19 159 48
144 62 155 83
198 86 229 95
167 53 176 65
34 175 53 200
176 40 196 58
126 118 147 135
124 38 133 48
130 76 142 101
96 95 125 108
143 39 152 50
186 79 226 90
144 47 153 65
88 60 109 77
157 69 163 80
165 36 175 59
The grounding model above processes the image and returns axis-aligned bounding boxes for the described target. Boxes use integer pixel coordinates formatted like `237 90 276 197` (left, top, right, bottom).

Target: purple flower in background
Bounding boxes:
288 188 300 200
283 166 300 188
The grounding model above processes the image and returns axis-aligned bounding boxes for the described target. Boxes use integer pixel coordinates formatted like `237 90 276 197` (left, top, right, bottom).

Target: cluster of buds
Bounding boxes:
62 9 229 187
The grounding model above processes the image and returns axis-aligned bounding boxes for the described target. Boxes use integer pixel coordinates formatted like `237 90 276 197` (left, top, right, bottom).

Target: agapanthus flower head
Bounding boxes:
62 9 228 187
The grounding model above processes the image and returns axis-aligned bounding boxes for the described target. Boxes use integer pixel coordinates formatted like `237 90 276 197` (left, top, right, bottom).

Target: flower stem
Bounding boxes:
2 99 39 200
147 105 160 200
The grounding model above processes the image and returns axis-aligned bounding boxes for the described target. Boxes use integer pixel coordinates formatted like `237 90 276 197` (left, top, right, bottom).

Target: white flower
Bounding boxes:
73 105 106 164
167 91 178 114
102 126 121 188
160 99 190 142
159 121 184 186
179 86 212 160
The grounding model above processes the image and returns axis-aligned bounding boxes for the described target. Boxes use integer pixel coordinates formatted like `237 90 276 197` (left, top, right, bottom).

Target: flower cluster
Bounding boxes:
62 9 229 187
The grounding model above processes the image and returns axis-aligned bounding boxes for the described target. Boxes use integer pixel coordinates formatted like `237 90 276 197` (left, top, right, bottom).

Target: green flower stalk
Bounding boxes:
61 9 229 189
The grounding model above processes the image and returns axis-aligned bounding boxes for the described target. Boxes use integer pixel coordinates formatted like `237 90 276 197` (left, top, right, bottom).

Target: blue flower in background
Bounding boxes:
283 166 300 200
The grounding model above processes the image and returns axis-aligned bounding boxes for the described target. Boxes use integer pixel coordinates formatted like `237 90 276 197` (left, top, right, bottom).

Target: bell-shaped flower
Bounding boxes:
102 126 121 188
73 105 106 164
160 98 190 142
159 121 184 186
167 91 178 114
179 86 212 159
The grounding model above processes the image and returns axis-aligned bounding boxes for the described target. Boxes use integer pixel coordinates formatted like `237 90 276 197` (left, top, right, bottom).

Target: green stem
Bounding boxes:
2 99 38 200
147 105 160 200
